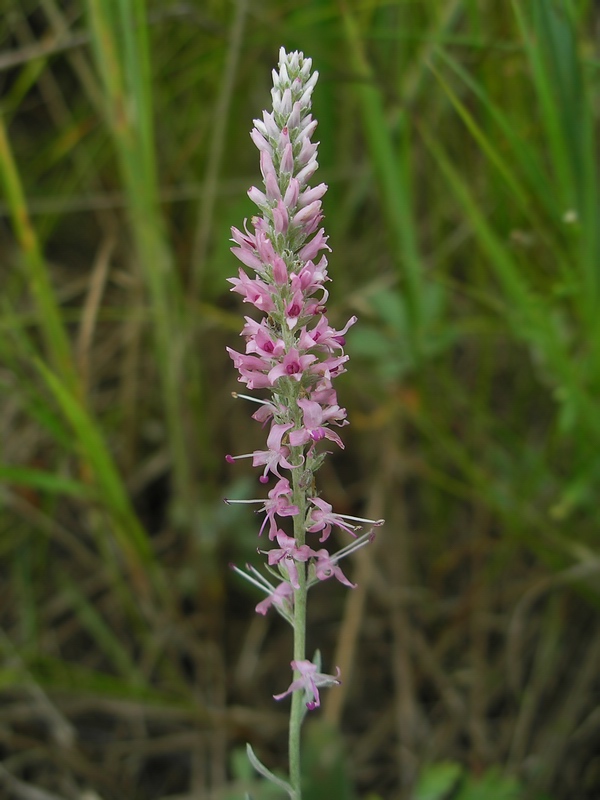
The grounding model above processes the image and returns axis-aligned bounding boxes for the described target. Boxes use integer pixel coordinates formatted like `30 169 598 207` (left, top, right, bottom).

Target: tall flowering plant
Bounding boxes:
225 48 383 799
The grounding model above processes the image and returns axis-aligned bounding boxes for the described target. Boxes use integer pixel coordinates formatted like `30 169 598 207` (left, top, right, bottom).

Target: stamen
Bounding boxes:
336 513 385 526
231 391 275 408
330 530 376 563
225 453 254 463
223 497 263 505
230 563 275 596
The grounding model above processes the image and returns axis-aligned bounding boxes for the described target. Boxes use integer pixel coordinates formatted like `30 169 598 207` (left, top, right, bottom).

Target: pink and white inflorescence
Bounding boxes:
225 48 383 708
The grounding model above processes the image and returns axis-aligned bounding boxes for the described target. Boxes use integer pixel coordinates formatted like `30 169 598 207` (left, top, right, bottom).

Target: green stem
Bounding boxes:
289 428 308 799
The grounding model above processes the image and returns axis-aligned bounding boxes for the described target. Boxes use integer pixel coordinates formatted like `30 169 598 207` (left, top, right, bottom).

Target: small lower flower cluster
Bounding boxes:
225 48 383 712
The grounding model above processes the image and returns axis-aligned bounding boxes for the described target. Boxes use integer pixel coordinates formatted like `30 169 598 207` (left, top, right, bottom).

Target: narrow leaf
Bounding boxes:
245 744 295 798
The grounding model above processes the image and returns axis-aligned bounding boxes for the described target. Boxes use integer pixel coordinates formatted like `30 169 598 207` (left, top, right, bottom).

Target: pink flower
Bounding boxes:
288 398 344 449
291 200 322 231
267 531 317 589
296 138 318 168
252 402 276 426
230 245 264 272
256 581 294 615
273 659 341 710
255 229 278 266
314 549 356 588
306 497 359 541
227 269 275 312
298 183 327 208
260 478 299 538
280 141 294 174
248 185 269 209
260 149 277 182
297 315 357 353
273 200 289 234
223 477 299 539
268 348 316 384
298 229 330 261
320 403 348 427
271 255 288 284
295 158 319 186
290 258 329 296
226 348 271 389
250 126 272 155
226 422 299 483
310 353 349 382
242 318 286 359
307 498 385 542
230 222 265 272
251 422 298 483
283 290 306 329
283 177 300 209
309 383 339 407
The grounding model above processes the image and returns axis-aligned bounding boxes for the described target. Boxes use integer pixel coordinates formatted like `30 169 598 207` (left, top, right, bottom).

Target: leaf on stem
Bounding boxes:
245 743 295 798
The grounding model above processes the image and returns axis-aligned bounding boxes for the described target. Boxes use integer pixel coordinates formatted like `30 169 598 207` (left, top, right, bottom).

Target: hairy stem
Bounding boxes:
289 439 308 798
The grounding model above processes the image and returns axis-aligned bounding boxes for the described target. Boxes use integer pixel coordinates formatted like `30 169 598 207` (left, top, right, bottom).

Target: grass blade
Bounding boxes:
340 3 424 353
34 358 159 597
0 115 76 390
85 0 194 525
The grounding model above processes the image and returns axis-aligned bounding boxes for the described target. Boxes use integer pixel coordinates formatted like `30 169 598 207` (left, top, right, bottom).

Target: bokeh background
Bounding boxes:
1 1 599 799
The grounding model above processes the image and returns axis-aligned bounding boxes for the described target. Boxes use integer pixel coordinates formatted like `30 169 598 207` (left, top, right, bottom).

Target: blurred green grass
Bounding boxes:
0 1 599 798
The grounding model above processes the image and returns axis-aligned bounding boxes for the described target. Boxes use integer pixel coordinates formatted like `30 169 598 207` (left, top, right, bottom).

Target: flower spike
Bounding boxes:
225 47 384 792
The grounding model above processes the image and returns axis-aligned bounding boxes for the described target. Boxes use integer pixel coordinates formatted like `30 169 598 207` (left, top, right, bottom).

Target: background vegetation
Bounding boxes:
0 1 599 798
